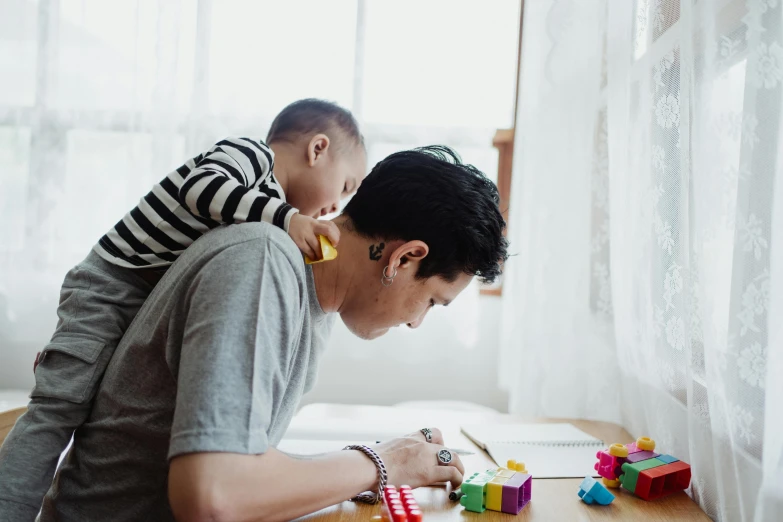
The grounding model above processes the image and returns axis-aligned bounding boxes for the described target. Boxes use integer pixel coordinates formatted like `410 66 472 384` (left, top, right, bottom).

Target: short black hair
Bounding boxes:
266 98 364 152
342 145 508 284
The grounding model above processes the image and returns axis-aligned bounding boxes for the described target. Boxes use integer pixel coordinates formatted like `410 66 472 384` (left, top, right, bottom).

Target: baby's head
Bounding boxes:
267 99 367 218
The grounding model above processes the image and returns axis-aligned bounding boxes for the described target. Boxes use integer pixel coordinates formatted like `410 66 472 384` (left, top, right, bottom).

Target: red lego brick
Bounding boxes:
635 461 691 501
382 485 423 522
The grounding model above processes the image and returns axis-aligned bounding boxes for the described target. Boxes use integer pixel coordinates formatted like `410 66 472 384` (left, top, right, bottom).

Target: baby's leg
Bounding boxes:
0 253 153 521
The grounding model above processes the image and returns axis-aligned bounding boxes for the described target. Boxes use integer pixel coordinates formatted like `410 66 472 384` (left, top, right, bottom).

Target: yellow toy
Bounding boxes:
304 235 338 264
459 460 531 514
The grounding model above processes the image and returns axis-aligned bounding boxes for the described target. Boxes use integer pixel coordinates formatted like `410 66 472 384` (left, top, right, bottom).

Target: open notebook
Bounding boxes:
278 418 474 456
460 423 604 479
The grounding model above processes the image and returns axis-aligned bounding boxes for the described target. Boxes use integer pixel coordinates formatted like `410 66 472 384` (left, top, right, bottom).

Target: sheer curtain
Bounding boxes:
0 0 520 408
500 0 782 520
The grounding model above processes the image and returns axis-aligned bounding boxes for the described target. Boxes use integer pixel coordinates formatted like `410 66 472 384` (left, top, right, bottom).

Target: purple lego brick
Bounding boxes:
501 472 531 514
626 450 660 464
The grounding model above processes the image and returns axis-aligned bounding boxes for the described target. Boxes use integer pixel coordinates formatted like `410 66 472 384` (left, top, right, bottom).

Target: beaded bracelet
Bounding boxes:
343 444 387 503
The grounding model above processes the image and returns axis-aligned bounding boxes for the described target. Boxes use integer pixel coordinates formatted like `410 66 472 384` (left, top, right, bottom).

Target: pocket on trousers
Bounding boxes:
31 338 106 404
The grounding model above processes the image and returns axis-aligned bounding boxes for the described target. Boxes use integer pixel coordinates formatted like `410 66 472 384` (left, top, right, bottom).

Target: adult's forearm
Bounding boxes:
169 448 378 522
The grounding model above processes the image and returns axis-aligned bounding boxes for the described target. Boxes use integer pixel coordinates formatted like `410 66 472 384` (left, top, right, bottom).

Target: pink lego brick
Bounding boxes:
625 442 643 454
595 450 624 480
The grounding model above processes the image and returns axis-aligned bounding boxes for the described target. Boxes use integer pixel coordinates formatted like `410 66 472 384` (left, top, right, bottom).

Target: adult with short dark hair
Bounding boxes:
37 146 508 522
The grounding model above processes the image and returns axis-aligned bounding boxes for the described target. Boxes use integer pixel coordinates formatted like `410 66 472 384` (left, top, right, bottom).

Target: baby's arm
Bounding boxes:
178 137 339 259
178 137 296 231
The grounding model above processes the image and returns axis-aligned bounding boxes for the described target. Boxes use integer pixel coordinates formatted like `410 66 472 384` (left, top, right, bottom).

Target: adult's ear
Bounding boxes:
389 240 429 271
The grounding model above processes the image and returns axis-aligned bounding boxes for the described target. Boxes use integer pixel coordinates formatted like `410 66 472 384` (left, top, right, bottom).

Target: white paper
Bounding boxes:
460 422 602 448
284 418 414 441
486 441 602 479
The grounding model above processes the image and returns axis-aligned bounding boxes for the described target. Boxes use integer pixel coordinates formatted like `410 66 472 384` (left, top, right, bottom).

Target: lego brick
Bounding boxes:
486 476 508 511
635 461 691 501
656 454 679 464
382 486 423 522
636 437 656 451
608 443 629 457
504 471 529 489
625 442 642 454
460 482 486 512
304 235 338 264
620 458 667 493
506 460 527 473
496 468 516 478
502 472 532 514
460 470 494 513
578 476 616 505
626 450 660 464
595 449 625 480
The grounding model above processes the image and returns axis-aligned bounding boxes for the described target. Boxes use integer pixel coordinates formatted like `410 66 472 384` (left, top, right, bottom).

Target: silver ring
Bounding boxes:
437 449 453 465
420 428 433 443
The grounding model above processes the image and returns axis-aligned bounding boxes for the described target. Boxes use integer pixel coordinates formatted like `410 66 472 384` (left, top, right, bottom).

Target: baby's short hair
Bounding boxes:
266 99 364 153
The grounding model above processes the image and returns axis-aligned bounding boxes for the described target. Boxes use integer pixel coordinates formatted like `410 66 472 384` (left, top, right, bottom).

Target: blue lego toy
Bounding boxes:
578 476 615 505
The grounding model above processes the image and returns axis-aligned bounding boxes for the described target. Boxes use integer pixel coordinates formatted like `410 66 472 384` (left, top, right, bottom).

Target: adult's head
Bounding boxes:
267 98 367 218
320 145 508 339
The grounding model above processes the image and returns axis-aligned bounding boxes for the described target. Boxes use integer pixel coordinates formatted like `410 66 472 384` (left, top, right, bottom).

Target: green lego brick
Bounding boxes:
620 458 667 494
459 469 497 513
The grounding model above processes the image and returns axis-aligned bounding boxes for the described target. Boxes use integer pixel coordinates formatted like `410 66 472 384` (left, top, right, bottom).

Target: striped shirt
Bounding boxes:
94 137 297 269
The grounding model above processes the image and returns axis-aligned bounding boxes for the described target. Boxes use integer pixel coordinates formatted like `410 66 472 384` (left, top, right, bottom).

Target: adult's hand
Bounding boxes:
375 428 464 488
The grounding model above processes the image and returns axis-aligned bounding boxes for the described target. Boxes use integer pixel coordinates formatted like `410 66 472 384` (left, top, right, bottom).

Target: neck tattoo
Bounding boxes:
369 242 385 261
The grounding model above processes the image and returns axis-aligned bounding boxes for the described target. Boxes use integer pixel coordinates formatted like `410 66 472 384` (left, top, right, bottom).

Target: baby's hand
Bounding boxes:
289 213 340 261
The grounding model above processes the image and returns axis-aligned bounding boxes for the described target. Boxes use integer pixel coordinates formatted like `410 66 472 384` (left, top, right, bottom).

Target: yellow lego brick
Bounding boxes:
496 469 516 478
304 235 338 264
609 443 629 457
636 436 656 451
487 476 509 511
507 459 527 473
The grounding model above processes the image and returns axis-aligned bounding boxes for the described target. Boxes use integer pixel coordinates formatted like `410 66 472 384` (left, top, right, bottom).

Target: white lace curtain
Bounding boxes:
0 0 520 408
500 1 782 520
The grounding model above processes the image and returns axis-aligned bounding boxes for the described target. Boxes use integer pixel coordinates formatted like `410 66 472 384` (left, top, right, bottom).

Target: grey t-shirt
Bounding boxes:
39 223 333 522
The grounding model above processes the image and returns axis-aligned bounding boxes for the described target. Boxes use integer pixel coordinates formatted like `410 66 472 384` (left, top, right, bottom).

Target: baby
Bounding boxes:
0 99 367 521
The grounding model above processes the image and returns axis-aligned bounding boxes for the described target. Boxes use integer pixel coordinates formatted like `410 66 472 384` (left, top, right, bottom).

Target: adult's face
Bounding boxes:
339 252 474 340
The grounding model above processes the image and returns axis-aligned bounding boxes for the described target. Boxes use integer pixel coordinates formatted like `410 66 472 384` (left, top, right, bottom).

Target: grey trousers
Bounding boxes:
0 251 155 522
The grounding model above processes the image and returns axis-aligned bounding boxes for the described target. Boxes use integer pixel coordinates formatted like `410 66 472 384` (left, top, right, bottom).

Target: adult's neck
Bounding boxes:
310 216 360 314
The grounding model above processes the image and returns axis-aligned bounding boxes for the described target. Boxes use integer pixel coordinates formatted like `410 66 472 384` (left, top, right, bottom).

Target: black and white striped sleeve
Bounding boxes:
178 137 298 232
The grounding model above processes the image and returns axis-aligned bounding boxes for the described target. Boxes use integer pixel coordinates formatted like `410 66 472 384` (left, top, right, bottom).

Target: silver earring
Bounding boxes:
381 265 397 287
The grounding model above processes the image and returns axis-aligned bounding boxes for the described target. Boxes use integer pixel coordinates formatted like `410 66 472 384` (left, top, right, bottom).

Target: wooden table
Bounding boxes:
292 404 710 522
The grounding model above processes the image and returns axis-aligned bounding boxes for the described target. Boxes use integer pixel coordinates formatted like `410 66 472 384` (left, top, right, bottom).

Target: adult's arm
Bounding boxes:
169 431 465 522
169 448 377 522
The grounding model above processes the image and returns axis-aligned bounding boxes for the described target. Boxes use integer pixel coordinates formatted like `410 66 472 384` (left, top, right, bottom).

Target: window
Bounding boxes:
0 0 521 291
